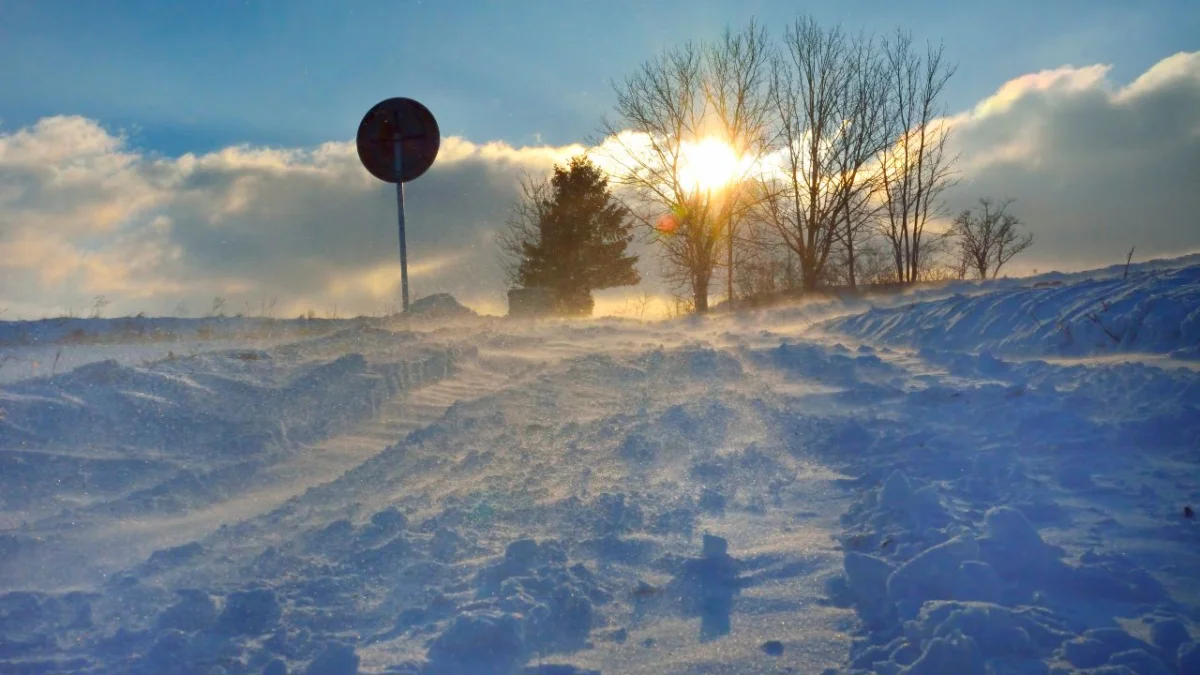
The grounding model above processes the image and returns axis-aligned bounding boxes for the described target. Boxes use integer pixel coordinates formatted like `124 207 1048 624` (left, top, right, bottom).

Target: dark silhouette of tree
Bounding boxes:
498 156 640 315
952 197 1034 279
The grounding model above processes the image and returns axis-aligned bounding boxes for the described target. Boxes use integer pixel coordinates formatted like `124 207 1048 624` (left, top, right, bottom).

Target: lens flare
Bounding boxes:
656 213 679 234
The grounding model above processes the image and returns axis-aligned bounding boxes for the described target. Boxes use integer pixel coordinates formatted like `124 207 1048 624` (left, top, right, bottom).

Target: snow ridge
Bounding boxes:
827 264 1200 359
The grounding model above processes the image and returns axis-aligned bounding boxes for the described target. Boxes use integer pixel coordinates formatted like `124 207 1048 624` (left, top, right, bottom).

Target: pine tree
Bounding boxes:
500 156 640 315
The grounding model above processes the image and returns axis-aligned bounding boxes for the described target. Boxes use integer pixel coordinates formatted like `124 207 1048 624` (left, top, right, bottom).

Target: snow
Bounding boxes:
0 317 345 385
405 293 478 320
1 259 1199 674
825 263 1200 360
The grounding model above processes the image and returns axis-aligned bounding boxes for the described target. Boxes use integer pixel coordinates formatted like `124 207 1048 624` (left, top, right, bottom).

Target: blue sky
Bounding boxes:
3 0 1197 155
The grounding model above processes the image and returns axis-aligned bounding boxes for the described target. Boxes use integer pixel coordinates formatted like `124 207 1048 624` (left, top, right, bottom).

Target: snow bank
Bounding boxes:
405 293 477 319
827 264 1200 359
0 334 463 548
0 315 343 347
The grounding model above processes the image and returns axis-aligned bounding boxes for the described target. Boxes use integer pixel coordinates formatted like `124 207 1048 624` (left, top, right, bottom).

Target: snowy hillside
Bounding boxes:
1 263 1198 675
827 265 1200 360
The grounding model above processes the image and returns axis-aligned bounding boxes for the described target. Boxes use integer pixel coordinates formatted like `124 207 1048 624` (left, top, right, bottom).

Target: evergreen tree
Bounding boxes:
500 156 640 315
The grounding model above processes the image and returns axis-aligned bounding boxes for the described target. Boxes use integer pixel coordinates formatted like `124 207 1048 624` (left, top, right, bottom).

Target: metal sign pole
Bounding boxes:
357 97 438 315
392 118 410 312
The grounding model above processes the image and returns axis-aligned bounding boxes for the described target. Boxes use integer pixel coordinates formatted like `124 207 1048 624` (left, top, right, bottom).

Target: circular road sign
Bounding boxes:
356 97 440 183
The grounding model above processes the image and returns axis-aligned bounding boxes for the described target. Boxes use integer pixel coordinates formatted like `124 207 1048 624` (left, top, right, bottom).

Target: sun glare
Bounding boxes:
678 137 742 192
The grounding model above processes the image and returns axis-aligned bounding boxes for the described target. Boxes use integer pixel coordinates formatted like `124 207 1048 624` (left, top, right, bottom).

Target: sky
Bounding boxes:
1 0 1199 319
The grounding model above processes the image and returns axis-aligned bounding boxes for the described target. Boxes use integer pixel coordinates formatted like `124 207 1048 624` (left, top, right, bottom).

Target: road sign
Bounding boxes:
356 97 440 184
355 97 441 312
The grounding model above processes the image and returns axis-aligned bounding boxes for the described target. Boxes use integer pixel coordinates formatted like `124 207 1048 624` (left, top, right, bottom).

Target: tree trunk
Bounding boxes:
690 264 711 313
845 216 857 290
726 219 734 309
911 237 921 283
801 263 821 292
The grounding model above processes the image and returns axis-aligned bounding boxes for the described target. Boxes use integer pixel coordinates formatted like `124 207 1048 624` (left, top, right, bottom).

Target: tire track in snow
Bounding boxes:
5 359 519 588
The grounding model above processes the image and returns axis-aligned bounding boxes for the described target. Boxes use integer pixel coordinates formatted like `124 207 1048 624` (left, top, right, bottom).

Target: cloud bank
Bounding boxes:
943 51 1200 274
0 118 586 318
1 52 1198 318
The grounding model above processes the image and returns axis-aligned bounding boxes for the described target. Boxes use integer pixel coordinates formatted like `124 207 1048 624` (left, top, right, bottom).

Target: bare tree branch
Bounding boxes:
703 20 775 307
599 23 772 312
952 197 1034 279
876 31 959 284
496 173 554 287
754 18 892 291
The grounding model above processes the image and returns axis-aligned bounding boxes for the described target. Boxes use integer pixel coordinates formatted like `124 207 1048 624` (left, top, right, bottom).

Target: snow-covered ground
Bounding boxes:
1 263 1197 674
0 316 349 385
826 263 1200 360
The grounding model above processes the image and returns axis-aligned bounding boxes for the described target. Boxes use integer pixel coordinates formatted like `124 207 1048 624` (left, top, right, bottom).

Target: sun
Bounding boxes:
678 137 742 193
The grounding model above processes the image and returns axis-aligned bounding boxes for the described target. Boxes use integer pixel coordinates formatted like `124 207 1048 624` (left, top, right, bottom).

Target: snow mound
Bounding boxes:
405 293 477 319
427 611 525 674
217 587 282 636
827 263 1200 358
0 344 460 531
419 536 610 672
746 341 904 387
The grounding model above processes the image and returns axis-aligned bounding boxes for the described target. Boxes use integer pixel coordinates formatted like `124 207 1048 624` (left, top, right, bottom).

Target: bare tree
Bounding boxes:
702 22 775 308
951 239 972 280
854 238 898 286
952 197 1034 279
90 295 110 319
601 41 712 311
876 31 958 284
601 22 772 313
831 39 892 289
497 173 554 287
732 214 800 298
755 18 891 292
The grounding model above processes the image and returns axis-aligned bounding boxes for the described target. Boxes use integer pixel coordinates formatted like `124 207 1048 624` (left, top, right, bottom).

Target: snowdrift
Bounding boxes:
827 264 1200 359
405 293 478 319
1 330 467 567
0 316 344 347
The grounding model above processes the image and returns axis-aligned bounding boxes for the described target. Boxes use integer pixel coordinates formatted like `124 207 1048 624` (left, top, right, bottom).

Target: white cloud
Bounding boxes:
1120 51 1200 101
968 64 1112 119
943 51 1200 274
0 118 583 318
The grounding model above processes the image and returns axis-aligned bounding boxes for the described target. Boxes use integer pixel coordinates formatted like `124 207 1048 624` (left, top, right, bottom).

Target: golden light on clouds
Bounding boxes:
969 64 1110 119
326 252 468 300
